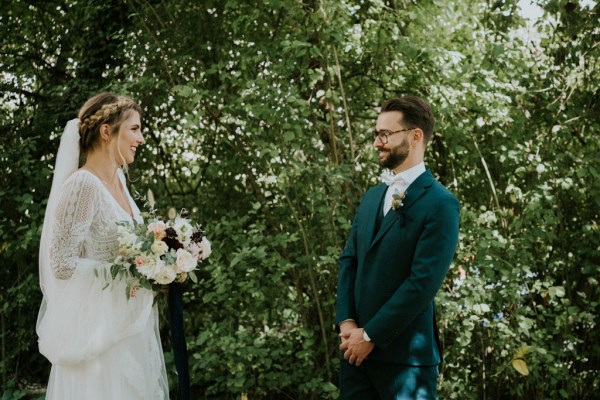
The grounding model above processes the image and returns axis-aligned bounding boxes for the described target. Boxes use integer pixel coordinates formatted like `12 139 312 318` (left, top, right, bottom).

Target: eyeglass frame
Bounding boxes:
373 128 415 144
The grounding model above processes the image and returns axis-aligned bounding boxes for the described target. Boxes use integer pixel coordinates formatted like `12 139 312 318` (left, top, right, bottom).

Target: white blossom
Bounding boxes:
137 257 163 280
153 264 177 285
151 240 168 256
173 217 193 246
176 248 197 273
198 237 212 260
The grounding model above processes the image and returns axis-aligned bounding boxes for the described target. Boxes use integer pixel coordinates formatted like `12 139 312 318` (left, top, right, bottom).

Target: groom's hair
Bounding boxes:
381 96 435 145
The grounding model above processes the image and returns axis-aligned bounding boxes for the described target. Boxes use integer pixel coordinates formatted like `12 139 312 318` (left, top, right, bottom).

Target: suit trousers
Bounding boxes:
339 358 439 400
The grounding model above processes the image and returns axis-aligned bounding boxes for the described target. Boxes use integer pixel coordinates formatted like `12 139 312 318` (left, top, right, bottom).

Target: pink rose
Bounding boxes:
134 256 145 269
147 221 167 240
188 242 201 258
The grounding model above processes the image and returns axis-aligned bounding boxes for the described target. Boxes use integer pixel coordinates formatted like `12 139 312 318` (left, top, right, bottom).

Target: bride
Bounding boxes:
37 93 169 399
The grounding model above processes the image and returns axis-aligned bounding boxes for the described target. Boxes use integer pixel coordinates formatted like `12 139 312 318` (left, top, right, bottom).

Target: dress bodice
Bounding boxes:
50 169 141 279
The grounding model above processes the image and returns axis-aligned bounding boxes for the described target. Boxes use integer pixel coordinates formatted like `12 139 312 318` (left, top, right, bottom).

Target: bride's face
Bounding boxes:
113 111 144 165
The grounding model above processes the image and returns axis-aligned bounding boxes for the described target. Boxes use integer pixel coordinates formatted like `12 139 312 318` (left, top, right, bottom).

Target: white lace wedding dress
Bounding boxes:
37 169 169 399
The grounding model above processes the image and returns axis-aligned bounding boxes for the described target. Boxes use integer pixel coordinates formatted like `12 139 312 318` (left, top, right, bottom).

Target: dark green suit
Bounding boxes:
337 170 459 367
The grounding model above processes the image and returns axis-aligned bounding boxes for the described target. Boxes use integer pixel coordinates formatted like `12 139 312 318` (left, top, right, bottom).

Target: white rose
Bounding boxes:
117 224 132 235
151 240 168 256
118 232 138 248
198 237 212 260
138 257 162 279
176 249 197 273
153 264 177 285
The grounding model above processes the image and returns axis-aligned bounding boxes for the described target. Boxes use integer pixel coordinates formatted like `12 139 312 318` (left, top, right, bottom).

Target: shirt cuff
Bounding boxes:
363 330 371 342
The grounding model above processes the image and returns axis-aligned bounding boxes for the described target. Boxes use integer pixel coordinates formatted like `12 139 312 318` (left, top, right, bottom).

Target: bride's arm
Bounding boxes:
50 172 99 280
39 172 156 366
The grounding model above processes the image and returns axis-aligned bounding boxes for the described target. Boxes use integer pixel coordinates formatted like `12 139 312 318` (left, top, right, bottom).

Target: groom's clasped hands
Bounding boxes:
339 321 375 367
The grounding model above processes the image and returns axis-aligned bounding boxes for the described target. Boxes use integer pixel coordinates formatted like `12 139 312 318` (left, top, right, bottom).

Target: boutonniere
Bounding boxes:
391 190 406 210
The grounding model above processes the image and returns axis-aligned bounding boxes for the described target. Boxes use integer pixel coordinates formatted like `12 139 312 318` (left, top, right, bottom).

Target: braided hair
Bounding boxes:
78 93 142 156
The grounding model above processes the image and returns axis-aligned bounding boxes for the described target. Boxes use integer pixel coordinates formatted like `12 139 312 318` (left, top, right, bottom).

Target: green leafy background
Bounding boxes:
1 0 598 398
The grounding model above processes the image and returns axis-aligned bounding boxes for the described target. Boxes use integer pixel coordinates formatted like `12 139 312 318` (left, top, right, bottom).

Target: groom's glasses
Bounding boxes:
373 128 414 144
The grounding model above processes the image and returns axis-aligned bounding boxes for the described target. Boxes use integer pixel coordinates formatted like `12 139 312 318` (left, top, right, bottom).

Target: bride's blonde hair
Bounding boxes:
78 92 142 160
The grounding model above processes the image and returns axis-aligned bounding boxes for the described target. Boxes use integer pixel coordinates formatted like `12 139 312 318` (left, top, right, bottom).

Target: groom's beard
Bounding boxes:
379 137 410 170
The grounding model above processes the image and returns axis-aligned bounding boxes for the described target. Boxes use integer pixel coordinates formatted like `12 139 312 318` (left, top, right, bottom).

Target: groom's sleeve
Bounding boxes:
336 206 361 327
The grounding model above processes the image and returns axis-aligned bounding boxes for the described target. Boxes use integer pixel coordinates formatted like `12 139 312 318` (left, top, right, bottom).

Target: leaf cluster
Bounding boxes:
2 0 599 398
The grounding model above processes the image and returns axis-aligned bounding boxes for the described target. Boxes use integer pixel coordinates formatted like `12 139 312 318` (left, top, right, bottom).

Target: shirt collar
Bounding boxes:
396 161 426 186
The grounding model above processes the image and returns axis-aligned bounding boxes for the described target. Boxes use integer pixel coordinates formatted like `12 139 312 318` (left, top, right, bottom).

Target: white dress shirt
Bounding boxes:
382 162 426 216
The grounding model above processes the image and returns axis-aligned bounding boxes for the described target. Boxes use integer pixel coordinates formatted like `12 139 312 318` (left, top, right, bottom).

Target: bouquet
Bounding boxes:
105 210 211 298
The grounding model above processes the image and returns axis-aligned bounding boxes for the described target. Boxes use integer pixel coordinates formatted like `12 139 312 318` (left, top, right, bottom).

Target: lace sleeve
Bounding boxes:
50 172 99 280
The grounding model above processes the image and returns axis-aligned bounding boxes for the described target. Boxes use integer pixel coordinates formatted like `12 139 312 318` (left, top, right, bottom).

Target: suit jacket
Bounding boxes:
336 170 460 366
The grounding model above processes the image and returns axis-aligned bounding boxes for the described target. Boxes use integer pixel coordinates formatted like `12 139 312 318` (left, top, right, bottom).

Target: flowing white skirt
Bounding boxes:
38 261 169 399
45 306 168 400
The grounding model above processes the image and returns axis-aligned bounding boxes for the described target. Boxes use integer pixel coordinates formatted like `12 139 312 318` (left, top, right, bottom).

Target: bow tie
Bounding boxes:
381 171 407 186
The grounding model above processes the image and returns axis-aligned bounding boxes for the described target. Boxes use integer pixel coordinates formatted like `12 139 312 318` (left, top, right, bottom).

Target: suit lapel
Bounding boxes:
401 171 434 210
364 184 387 249
368 170 435 251
369 207 398 250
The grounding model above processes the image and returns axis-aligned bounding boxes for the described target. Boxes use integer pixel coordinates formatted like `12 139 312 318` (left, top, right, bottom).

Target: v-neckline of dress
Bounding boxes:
80 169 134 220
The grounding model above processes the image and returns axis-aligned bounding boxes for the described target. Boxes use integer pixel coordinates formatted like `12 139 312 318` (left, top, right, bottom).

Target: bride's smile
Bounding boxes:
114 111 144 165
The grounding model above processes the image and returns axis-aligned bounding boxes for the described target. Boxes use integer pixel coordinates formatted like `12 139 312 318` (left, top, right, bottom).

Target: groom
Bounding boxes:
336 96 460 399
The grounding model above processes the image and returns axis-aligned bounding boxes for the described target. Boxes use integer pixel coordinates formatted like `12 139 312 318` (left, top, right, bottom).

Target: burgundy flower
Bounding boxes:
191 230 204 244
163 227 183 250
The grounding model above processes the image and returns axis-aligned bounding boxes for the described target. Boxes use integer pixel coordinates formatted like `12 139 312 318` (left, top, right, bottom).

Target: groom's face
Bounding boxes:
374 111 411 170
